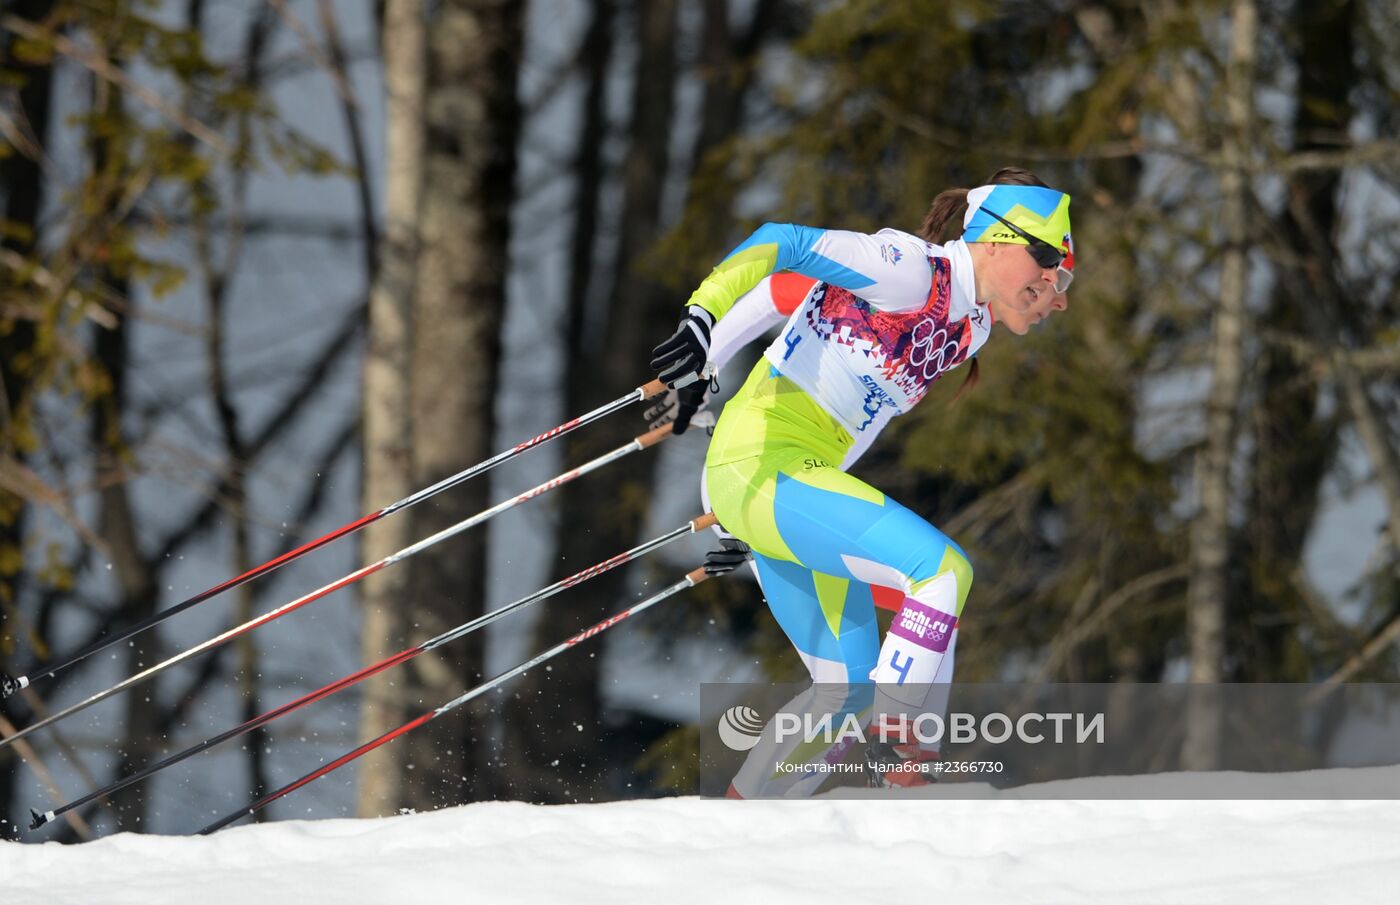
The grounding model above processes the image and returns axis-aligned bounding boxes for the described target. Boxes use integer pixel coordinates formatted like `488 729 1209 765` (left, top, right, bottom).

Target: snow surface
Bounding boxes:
4 780 1399 904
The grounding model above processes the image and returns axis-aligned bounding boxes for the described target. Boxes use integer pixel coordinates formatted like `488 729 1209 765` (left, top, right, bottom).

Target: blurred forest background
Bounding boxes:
2 0 1398 839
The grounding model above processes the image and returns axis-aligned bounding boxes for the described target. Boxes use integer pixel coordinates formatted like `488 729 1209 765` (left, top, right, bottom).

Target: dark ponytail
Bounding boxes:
920 167 1049 403
918 187 971 245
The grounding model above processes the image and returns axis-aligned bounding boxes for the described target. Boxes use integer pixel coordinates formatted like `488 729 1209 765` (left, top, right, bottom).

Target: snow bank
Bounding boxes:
4 781 1399 904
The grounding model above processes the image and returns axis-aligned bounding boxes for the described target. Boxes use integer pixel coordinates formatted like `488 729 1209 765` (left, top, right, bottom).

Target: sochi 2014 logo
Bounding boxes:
717 705 765 751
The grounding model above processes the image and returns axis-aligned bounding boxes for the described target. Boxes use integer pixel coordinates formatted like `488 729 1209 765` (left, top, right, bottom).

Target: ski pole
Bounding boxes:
0 379 667 701
198 566 711 834
28 513 717 830
0 421 675 752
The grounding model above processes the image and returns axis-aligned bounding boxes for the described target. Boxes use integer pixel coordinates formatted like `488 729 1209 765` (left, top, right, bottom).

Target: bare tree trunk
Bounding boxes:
601 0 681 395
1183 0 1256 770
203 281 269 816
0 0 56 830
316 0 379 279
689 0 779 195
1338 371 1400 560
662 0 788 270
397 0 520 811
562 0 614 366
504 0 680 802
195 0 278 821
73 48 165 832
1241 0 1355 679
93 305 163 832
356 0 425 818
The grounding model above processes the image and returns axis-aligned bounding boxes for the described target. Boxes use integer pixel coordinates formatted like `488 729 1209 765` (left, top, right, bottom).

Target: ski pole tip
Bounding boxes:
28 809 52 831
0 672 26 700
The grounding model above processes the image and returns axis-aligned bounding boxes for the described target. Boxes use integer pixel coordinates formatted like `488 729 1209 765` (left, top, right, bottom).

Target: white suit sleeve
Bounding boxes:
687 223 933 320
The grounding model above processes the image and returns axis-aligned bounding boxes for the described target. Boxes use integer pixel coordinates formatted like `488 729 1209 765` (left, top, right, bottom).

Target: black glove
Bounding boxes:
0 672 24 699
650 306 714 387
703 535 752 576
643 375 716 435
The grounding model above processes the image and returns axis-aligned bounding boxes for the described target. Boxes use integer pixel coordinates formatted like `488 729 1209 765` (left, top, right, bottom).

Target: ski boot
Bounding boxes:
865 716 939 788
865 740 940 788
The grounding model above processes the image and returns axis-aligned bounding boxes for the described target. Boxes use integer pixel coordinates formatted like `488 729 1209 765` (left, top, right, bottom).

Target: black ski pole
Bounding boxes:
29 513 716 830
1 379 666 701
198 567 710 834
1 422 675 752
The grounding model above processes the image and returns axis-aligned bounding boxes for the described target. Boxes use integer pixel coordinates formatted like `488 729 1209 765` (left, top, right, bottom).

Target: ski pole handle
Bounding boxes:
686 567 709 585
642 378 667 399
636 421 674 449
1 674 29 699
662 361 719 391
690 512 718 532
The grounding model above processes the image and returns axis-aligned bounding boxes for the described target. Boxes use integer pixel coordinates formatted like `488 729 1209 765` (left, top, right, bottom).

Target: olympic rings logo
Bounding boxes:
906 317 962 382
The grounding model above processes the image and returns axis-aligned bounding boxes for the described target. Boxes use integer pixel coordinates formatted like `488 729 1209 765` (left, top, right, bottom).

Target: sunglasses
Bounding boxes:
983 208 1074 294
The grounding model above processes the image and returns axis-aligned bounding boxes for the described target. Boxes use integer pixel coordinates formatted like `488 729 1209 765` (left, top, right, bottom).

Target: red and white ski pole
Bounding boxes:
198 566 712 834
28 513 717 831
0 421 675 752
0 379 666 701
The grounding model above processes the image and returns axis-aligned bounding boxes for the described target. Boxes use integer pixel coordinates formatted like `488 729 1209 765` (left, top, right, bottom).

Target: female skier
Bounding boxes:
653 167 1075 795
